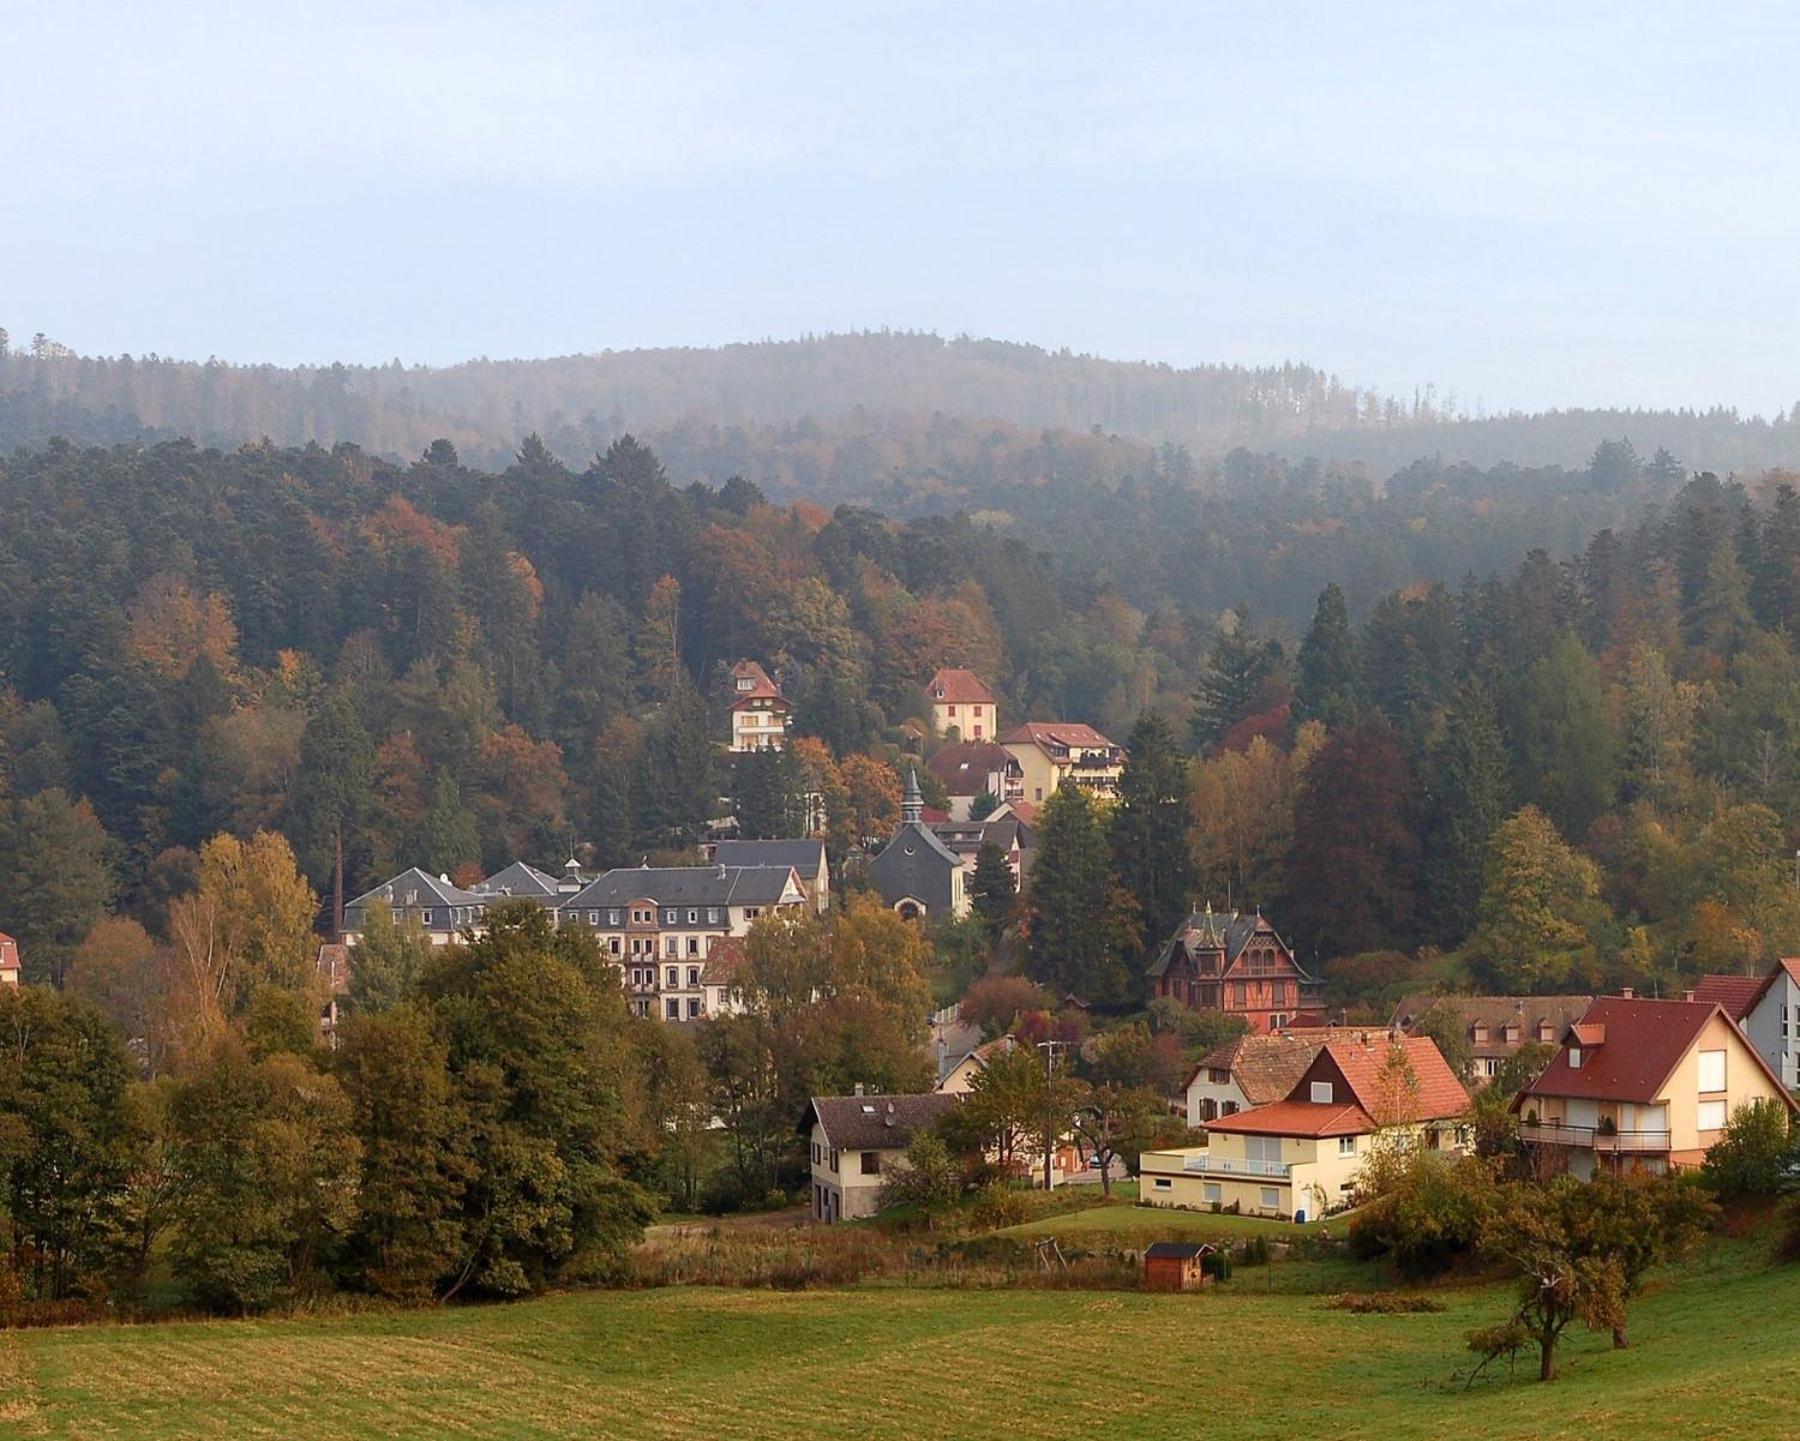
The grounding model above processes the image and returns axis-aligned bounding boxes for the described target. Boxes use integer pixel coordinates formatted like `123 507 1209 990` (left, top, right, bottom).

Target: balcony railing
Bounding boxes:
1518 1121 1672 1152
1175 1153 1292 1178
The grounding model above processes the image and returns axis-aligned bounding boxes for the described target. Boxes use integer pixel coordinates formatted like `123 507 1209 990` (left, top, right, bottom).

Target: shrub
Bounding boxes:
1700 1099 1793 1199
1201 1249 1233 1282
1347 1153 1496 1279
1324 1292 1446 1314
1240 1236 1270 1267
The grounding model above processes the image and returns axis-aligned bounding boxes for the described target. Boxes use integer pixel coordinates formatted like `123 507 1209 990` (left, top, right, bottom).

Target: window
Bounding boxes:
744 907 760 920
666 967 679 988
688 937 700 956
666 937 679 958
588 910 599 924
1153 1177 1172 1191
812 1142 821 1164
859 1151 881 1175
1338 1136 1356 1155
946 705 957 717
1698 1049 1727 1093
1203 1182 1221 1204
1310 1081 1334 1104
1222 1101 1239 1116
422 909 435 926
664 999 679 1020
708 907 721 923
687 998 701 1019
1698 1099 1727 1131
687 909 698 924
609 910 620 925
665 909 678 925
829 1149 838 1173
687 966 700 987
1260 1187 1280 1209
1539 1024 1556 1043
1569 1047 1583 1069
609 938 621 956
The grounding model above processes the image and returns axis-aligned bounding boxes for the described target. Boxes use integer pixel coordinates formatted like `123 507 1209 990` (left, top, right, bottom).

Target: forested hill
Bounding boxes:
5 329 1799 479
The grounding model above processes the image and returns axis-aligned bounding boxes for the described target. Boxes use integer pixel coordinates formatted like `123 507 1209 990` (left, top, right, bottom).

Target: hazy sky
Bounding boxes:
8 1 1800 414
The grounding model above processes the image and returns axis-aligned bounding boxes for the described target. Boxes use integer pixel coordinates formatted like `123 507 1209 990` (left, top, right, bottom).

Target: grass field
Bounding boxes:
2 1236 1796 1439
998 1200 1315 1242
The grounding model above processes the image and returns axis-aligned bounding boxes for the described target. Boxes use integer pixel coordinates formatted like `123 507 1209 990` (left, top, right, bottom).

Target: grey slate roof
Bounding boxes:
565 864 799 910
869 821 964 915
709 840 826 875
1145 908 1296 980
476 861 563 899
801 1093 961 1151
345 867 485 912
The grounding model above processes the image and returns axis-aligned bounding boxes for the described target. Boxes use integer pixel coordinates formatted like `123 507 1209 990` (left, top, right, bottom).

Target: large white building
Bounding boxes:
342 858 808 1021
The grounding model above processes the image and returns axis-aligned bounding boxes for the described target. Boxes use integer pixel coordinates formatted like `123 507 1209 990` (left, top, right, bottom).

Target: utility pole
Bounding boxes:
1036 1038 1067 1191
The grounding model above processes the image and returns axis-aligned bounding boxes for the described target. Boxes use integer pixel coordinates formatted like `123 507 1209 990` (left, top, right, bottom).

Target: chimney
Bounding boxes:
1621 986 1634 999
1684 989 1696 1002
853 1082 864 1097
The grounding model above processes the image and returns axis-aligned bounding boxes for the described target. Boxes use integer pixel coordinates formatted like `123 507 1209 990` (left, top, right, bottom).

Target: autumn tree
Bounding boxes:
1470 807 1609 991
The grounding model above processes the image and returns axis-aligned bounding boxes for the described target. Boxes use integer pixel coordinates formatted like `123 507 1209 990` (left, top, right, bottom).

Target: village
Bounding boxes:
225 662 1800 1265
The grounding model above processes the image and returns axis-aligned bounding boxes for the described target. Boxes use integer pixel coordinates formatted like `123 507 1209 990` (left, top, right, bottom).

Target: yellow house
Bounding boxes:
801 1093 960 1223
926 668 999 742
1515 992 1797 1178
1142 1033 1471 1222
1000 722 1126 804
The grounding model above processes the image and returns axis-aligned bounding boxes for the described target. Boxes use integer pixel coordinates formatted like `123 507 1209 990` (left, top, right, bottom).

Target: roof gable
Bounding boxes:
803 1093 960 1151
1519 997 1783 1106
927 668 997 705
1300 1034 1471 1123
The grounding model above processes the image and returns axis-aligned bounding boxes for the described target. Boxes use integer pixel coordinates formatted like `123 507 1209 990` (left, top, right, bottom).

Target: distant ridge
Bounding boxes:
1 327 1796 477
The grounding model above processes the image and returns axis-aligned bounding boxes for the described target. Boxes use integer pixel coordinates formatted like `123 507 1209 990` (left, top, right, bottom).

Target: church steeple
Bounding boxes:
902 767 923 825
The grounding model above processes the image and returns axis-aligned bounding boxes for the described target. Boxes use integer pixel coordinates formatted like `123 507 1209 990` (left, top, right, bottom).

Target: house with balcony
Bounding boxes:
1146 906 1324 1034
1142 1033 1470 1223
1695 959 1800 1090
1000 722 1126 803
1514 992 1796 1177
727 659 791 752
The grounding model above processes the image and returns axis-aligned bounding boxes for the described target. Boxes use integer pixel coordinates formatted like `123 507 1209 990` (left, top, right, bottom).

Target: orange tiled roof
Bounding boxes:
1322 1033 1472 1123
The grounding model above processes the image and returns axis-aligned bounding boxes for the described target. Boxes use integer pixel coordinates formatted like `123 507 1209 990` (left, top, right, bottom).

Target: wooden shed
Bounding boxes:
1143 1241 1213 1292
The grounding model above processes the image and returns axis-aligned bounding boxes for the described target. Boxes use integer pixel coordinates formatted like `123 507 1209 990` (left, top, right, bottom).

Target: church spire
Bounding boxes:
902 767 923 825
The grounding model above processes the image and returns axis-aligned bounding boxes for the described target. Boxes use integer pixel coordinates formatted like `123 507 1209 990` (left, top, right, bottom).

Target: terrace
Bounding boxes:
1516 1120 1672 1153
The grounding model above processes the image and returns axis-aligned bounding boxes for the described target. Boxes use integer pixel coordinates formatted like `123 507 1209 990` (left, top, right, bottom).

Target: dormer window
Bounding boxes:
1472 1023 1490 1044
1539 1024 1555 1043
737 677 754 690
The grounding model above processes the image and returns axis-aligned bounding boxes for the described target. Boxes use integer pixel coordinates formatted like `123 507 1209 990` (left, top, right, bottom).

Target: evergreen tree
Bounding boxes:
1424 681 1512 943
732 746 806 839
1517 632 1616 840
968 841 1017 939
1285 717 1421 959
1027 785 1139 1003
294 691 375 934
1108 710 1194 958
1752 483 1800 630
1293 583 1363 726
1189 608 1283 751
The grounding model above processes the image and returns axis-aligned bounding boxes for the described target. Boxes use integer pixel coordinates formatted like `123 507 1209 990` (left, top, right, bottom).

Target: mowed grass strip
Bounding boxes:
7 1242 1800 1441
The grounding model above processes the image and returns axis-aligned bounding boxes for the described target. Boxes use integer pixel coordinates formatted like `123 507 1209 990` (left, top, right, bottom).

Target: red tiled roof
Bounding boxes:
1693 973 1764 1020
1519 996 1784 1106
1320 1033 1471 1123
1203 1099 1377 1138
729 659 787 707
0 932 18 972
927 668 997 705
1001 721 1119 753
1186 1032 1324 1106
701 936 748 986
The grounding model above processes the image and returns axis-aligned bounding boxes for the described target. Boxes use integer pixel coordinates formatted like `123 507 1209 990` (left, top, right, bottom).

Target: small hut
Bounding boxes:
1143 1241 1213 1292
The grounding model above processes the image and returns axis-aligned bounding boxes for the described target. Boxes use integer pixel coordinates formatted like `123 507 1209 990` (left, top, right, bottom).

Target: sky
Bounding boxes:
7 0 1800 415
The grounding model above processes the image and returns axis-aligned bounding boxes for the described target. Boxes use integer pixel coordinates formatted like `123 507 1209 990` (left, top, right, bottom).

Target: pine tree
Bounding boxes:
294 692 375 934
1109 710 1193 959
1285 717 1421 959
1518 632 1616 839
1190 608 1283 751
968 842 1016 939
732 747 805 839
1027 786 1137 1002
1424 681 1512 942
1293 583 1363 726
1752 483 1800 631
